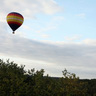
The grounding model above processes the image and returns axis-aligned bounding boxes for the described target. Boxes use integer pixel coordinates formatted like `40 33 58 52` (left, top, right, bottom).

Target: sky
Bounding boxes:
0 0 96 79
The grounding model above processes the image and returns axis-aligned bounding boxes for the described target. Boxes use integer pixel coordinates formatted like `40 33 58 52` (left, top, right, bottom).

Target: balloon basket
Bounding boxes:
12 31 15 34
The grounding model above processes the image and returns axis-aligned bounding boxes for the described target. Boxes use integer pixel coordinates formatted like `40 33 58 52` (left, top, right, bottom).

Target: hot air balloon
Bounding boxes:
6 12 24 34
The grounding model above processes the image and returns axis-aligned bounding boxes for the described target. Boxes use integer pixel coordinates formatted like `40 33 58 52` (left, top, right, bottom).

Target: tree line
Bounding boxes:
0 59 96 96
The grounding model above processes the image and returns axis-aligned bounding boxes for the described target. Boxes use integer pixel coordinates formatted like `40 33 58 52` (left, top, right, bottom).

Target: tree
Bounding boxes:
0 59 26 96
59 69 87 96
0 59 89 96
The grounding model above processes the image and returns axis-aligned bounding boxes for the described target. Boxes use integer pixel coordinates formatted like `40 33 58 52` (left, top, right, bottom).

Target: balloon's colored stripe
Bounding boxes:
7 16 23 21
7 18 23 23
7 13 23 19
8 21 22 26
7 20 23 25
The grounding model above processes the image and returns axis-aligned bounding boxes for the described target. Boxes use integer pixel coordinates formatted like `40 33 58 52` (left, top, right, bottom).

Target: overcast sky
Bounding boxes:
0 0 96 79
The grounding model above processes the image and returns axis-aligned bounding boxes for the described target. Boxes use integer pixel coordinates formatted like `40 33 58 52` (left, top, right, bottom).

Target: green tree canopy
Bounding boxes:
0 59 91 96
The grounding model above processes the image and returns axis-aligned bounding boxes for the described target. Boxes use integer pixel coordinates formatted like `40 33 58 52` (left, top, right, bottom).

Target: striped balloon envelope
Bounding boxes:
6 12 24 34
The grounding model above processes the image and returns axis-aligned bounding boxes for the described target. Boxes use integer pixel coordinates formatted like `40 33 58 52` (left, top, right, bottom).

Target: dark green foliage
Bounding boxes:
0 59 26 96
0 59 95 96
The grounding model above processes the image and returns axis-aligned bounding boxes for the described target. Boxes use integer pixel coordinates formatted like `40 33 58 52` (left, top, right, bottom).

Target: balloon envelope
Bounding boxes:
7 12 24 33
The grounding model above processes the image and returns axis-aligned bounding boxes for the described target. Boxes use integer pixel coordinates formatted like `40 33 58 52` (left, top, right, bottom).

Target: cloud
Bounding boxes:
1 0 61 21
76 13 85 18
83 39 96 45
2 0 62 37
35 16 64 35
36 25 56 33
0 25 96 79
64 35 82 41
53 16 65 21
41 34 50 38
